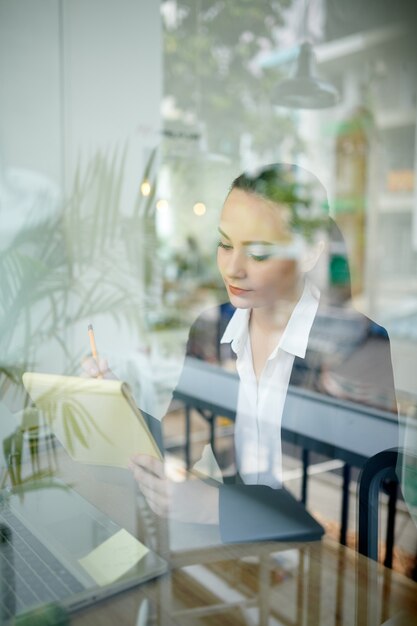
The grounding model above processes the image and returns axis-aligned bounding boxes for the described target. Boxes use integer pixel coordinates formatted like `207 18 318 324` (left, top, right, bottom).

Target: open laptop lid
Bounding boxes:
0 478 167 619
22 372 162 468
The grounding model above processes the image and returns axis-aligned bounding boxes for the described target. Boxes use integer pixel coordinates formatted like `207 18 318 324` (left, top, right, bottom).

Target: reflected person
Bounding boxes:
129 164 398 540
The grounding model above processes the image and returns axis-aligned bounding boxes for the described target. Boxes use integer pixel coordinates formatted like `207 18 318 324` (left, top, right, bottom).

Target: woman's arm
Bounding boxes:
128 453 219 524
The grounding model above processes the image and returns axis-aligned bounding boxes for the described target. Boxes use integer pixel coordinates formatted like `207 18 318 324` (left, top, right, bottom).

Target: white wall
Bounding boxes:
0 0 62 182
0 1 162 406
61 0 161 201
0 0 161 197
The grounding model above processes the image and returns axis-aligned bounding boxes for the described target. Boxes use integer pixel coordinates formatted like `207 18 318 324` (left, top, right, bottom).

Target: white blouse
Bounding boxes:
220 280 320 488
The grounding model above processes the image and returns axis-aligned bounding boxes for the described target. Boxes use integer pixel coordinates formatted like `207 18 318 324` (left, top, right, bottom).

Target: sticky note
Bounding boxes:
78 529 149 587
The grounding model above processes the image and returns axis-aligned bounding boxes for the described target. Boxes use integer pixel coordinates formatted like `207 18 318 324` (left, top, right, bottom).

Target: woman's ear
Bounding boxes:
300 239 326 273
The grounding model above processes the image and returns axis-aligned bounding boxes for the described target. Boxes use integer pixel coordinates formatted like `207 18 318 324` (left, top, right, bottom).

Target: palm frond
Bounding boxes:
1 143 160 393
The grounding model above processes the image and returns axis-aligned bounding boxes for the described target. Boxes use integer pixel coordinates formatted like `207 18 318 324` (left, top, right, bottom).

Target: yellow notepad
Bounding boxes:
22 372 162 467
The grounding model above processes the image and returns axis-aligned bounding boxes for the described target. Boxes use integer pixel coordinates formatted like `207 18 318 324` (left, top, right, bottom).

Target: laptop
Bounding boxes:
0 478 167 623
0 372 168 622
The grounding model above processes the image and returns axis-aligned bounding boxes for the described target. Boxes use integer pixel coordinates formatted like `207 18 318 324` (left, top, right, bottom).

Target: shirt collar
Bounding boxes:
275 279 320 359
220 307 250 356
220 279 320 359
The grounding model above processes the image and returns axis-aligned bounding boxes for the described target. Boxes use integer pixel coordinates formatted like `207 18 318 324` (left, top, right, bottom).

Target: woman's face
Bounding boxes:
217 188 302 309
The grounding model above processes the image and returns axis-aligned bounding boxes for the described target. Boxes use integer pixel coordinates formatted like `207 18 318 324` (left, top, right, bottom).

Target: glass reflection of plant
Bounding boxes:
233 165 331 241
1 146 158 485
2 408 55 488
162 0 299 157
46 398 113 458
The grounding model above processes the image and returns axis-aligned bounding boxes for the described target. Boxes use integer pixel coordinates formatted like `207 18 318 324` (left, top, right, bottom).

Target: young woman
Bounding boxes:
129 164 398 539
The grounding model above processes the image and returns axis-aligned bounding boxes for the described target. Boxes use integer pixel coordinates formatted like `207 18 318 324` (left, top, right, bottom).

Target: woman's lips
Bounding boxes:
228 285 252 296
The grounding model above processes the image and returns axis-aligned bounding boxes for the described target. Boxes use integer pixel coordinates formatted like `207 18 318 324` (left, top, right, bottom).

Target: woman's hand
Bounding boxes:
128 453 219 524
81 356 115 379
128 454 172 517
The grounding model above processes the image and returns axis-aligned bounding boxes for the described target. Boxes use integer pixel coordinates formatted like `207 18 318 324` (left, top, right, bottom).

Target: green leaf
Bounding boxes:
65 404 90 449
62 405 74 456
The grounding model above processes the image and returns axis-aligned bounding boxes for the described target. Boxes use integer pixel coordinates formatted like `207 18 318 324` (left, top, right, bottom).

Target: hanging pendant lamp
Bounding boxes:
275 41 339 109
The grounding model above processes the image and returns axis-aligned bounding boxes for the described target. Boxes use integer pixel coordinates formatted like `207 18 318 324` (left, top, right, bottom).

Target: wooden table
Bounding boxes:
70 537 417 626
53 453 417 626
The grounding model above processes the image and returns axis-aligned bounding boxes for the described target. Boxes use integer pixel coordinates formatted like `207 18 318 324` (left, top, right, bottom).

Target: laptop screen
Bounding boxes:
6 482 122 579
0 479 167 619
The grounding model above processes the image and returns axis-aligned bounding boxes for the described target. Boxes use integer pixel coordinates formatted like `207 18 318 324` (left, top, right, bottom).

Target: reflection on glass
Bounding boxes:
21 373 162 468
0 479 166 620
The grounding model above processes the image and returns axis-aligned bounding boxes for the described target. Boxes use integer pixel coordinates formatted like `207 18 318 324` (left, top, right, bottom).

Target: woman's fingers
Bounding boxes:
130 454 165 478
97 357 109 375
128 456 220 523
81 356 99 377
128 456 171 516
137 480 170 516
81 355 112 379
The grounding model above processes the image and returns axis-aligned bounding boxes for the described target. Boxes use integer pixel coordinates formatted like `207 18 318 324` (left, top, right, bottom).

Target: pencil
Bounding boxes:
88 324 98 359
88 324 103 378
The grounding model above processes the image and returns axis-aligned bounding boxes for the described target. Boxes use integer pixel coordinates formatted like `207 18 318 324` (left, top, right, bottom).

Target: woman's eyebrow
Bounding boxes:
218 228 275 246
243 240 274 246
218 227 231 240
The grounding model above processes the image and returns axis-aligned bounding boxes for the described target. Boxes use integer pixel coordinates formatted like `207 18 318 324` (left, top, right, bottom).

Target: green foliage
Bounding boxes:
0 147 159 485
0 146 157 390
2 407 58 487
162 0 301 157
13 602 69 626
233 165 330 240
43 395 113 457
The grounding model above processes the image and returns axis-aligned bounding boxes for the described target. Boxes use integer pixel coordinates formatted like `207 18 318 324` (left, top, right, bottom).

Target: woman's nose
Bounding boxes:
226 250 247 279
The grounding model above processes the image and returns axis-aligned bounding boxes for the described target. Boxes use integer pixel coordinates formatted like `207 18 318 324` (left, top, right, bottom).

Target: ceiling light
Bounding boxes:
275 42 339 109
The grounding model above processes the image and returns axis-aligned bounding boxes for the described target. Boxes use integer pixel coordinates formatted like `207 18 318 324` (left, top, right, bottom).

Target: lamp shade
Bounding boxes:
275 42 339 109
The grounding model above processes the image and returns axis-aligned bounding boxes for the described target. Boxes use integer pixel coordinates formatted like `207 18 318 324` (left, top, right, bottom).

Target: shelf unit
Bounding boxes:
378 194 414 214
264 22 417 324
315 24 417 318
375 108 416 130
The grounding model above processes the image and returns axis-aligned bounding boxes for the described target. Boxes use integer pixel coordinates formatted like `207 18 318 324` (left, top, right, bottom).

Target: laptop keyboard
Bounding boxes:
0 506 84 620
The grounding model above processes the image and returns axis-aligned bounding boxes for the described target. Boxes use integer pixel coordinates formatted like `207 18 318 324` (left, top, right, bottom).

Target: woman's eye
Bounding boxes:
248 253 271 262
245 245 272 262
218 241 233 251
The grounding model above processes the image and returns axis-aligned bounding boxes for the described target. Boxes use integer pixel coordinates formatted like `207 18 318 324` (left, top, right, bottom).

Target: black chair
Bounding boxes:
358 448 400 566
358 447 410 568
